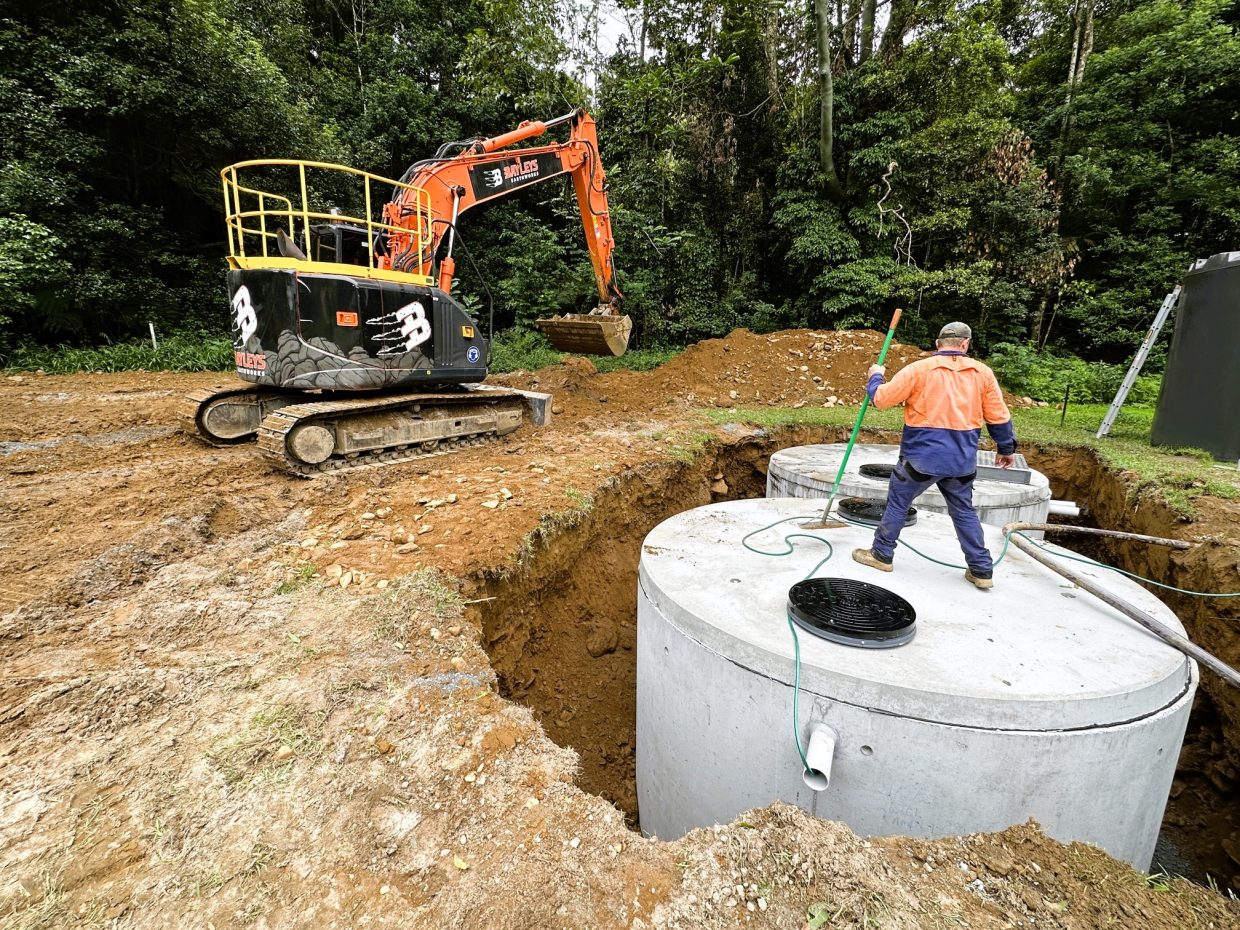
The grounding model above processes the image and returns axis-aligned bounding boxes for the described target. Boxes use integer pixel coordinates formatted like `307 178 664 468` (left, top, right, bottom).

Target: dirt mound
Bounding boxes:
601 328 929 411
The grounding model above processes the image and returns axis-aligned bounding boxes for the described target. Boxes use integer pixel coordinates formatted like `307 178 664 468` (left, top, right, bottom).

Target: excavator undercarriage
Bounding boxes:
183 384 531 476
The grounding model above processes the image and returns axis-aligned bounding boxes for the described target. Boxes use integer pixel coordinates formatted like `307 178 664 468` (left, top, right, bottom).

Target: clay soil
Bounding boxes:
2 328 1239 929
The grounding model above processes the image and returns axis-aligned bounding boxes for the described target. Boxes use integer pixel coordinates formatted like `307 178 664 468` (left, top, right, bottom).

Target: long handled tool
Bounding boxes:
805 308 902 528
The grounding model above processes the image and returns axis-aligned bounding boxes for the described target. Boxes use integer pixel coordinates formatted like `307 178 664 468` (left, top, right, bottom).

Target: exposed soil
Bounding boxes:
1018 442 1240 894
2 329 1239 929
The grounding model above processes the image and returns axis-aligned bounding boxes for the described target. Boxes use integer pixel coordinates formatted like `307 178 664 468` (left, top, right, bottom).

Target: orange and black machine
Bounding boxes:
222 108 628 396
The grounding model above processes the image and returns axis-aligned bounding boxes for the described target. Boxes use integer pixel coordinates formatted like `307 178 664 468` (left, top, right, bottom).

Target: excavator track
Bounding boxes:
181 384 302 446
255 390 526 477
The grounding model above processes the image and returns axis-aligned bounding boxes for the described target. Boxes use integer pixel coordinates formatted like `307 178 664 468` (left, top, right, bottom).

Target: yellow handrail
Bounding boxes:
219 158 432 283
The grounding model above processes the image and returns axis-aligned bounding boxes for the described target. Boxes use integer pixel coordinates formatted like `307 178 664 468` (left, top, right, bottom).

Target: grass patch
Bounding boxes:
371 568 464 642
0 870 105 930
563 486 594 511
3 332 234 373
275 564 316 595
663 429 713 463
489 330 565 373
988 342 1162 404
591 346 681 373
207 704 323 786
702 402 1240 516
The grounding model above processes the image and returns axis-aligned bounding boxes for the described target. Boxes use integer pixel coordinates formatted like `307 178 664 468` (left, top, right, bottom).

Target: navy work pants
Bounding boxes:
870 459 993 576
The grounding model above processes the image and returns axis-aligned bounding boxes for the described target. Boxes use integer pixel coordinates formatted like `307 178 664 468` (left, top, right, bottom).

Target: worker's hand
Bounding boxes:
996 453 1016 469
868 364 886 378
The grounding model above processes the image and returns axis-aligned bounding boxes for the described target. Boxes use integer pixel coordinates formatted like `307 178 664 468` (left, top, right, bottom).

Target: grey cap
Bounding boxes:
938 321 972 340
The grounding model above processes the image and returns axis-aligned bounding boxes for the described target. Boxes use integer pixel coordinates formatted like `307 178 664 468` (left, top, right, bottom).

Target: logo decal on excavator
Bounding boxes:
367 299 433 357
468 152 563 201
394 300 433 351
232 285 257 346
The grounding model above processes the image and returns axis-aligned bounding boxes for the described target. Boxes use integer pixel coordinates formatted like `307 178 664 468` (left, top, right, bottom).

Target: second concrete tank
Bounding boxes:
766 442 1051 528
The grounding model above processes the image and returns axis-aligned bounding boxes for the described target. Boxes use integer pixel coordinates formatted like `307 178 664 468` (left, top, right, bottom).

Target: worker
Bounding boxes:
852 321 1017 590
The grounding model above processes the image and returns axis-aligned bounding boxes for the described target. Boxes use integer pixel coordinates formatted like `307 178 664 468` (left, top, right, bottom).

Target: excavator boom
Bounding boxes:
381 109 631 355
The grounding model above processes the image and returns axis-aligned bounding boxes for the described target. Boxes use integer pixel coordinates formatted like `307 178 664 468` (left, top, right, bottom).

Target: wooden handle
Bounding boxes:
889 308 902 330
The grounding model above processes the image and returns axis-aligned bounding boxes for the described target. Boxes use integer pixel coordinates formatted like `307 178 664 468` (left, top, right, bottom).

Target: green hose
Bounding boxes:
818 308 903 523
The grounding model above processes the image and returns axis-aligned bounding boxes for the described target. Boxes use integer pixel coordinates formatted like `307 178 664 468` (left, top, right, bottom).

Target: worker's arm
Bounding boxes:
867 363 917 409
982 371 1017 459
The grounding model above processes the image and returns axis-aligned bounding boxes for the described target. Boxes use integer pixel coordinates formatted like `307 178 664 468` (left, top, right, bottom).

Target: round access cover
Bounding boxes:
838 496 917 527
859 463 896 480
787 577 917 648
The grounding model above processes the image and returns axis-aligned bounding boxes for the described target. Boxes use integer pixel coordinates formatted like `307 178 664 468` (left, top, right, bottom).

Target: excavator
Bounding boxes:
185 108 630 475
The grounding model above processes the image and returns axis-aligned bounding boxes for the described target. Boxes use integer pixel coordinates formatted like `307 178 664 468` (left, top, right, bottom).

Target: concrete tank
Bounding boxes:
636 498 1196 868
766 443 1052 528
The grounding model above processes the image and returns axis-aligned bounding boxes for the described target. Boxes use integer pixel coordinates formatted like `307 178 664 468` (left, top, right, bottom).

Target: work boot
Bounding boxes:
964 569 994 590
852 548 893 573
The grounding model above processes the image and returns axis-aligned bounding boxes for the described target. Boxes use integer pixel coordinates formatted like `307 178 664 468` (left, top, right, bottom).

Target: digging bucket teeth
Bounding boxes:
536 312 633 357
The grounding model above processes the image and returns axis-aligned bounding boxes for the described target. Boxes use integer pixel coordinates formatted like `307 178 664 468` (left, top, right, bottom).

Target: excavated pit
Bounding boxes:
474 439 774 820
474 428 1240 890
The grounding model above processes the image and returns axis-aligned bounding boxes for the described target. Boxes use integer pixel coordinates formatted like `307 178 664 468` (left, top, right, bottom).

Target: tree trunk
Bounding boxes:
842 0 859 65
639 0 647 63
1029 289 1048 345
814 0 846 201
1055 0 1094 176
859 0 876 62
878 0 914 61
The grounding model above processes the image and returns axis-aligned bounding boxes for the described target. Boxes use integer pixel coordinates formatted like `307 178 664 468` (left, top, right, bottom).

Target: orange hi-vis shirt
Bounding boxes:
867 351 1017 477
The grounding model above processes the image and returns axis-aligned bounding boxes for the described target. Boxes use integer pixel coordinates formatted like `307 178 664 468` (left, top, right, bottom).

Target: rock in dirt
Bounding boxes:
1019 886 1042 911
585 623 619 657
274 745 295 763
979 845 1015 876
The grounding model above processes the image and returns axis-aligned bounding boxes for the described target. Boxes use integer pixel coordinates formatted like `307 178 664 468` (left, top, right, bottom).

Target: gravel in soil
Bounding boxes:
2 329 1239 929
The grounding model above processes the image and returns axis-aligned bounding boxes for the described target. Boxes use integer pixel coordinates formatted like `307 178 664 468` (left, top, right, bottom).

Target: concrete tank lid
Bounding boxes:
638 498 1193 731
767 443 1051 506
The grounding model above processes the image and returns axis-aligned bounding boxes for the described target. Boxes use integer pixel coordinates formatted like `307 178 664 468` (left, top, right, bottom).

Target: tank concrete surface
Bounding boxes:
766 443 1052 529
636 498 1196 869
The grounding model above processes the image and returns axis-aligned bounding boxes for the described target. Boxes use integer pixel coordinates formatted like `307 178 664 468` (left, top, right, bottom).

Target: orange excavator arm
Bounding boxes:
379 109 622 311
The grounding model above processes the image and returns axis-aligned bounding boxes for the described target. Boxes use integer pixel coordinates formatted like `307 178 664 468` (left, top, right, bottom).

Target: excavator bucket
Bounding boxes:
535 312 633 357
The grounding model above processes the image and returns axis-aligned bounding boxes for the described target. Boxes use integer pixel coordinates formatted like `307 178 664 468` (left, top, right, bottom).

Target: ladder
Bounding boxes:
1096 284 1181 439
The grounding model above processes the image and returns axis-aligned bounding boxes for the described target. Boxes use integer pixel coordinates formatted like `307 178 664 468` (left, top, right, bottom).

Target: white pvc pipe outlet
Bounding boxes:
802 724 838 791
1048 499 1081 517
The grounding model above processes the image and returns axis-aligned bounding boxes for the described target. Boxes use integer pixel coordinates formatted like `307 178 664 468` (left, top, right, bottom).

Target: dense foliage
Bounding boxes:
1 0 1236 364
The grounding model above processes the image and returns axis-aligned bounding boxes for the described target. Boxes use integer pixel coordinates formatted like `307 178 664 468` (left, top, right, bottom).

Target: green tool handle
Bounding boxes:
819 308 903 522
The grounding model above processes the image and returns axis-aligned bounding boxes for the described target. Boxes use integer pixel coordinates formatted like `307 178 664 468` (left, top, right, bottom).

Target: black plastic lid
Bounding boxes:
859 463 895 480
787 578 917 648
838 496 917 527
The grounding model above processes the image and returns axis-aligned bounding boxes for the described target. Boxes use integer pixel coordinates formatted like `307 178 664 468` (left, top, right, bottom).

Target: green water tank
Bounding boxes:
1151 252 1240 462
